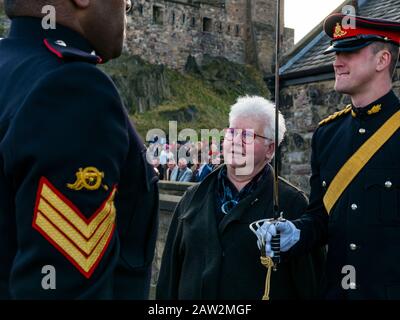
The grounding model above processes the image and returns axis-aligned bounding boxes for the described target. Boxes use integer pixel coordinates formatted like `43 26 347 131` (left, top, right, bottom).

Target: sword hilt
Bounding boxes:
270 212 285 271
271 230 280 269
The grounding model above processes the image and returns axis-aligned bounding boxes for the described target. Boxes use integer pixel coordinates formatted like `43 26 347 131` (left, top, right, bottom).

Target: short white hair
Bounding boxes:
229 95 286 146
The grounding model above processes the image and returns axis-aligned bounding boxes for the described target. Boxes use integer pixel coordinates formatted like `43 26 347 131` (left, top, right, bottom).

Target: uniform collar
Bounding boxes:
351 90 399 119
8 16 94 55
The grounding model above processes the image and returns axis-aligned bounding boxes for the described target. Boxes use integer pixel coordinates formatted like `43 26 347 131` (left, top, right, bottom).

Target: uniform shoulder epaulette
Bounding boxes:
43 38 102 64
318 105 352 126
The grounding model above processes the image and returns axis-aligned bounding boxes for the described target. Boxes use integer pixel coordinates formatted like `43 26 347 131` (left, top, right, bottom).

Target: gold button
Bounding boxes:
385 181 392 189
359 128 366 134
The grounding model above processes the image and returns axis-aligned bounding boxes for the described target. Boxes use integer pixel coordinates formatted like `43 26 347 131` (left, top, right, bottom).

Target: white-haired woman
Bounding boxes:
157 96 325 300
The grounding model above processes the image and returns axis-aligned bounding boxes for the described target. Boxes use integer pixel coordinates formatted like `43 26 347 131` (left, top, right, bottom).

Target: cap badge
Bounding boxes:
334 23 348 38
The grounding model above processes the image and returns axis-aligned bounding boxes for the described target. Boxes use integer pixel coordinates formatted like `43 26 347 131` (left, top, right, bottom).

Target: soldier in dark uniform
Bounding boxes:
258 14 400 299
0 0 159 299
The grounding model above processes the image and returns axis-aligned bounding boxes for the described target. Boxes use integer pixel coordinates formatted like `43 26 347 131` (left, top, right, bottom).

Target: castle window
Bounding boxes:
153 6 163 25
138 4 143 16
227 25 231 34
191 17 196 28
172 11 176 25
218 22 222 33
235 25 240 36
182 14 186 24
203 17 212 32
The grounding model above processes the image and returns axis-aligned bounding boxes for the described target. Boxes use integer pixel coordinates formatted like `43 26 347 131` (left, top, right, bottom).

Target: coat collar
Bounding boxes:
8 16 102 64
181 164 275 231
351 90 400 120
218 165 274 233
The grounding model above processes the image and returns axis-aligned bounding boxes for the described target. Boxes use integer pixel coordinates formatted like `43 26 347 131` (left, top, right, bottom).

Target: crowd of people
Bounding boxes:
149 140 221 183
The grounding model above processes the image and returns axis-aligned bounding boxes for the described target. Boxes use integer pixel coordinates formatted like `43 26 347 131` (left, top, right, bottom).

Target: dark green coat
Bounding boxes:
157 165 325 300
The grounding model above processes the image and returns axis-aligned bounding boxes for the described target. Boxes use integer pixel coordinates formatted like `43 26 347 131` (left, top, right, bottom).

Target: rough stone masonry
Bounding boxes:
125 0 294 74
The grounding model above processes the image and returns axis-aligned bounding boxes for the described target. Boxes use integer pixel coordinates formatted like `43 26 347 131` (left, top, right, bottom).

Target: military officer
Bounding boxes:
0 0 158 299
258 13 400 299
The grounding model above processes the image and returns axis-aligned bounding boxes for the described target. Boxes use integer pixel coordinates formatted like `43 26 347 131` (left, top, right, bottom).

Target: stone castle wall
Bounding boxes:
126 0 244 70
125 0 294 72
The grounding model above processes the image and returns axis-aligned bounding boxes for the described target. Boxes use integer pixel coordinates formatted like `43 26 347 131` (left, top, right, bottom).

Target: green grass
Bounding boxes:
133 71 227 134
131 65 270 139
102 54 270 140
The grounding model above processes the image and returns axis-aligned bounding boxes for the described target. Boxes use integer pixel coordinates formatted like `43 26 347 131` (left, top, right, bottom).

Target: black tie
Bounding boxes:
176 170 182 181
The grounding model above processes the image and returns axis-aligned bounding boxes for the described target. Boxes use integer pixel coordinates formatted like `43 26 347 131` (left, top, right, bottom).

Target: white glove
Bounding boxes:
255 220 300 257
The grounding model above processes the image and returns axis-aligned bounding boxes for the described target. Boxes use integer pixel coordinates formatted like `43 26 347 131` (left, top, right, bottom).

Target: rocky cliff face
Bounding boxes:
190 54 269 97
102 55 172 114
103 55 269 114
0 1 10 38
101 53 270 138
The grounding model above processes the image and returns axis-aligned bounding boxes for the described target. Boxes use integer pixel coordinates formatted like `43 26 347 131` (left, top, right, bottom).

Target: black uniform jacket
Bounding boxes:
0 17 159 299
292 90 400 299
